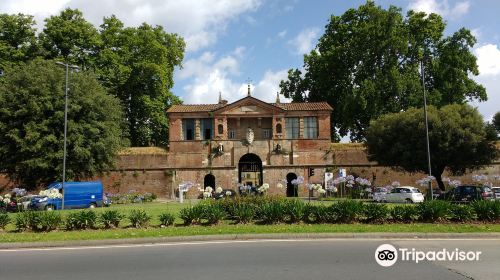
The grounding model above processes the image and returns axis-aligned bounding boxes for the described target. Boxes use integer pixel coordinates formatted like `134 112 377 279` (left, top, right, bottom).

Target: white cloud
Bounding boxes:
408 0 470 19
278 30 287 38
288 27 320 55
179 48 289 104
0 0 262 52
253 70 290 102
475 44 500 76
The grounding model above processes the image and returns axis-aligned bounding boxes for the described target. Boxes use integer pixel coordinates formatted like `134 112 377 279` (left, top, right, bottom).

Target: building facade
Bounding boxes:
166 91 333 197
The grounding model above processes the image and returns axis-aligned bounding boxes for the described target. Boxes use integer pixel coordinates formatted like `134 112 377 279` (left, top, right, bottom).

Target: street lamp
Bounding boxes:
420 60 433 200
55 61 79 209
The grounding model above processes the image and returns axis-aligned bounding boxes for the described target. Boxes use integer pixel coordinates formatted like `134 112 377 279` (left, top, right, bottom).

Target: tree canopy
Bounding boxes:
0 59 125 189
493 111 500 135
94 15 184 146
365 104 498 190
279 1 486 141
0 13 39 72
1 8 185 147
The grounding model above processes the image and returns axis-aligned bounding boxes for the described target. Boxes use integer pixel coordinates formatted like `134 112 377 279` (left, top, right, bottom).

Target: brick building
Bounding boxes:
166 88 333 197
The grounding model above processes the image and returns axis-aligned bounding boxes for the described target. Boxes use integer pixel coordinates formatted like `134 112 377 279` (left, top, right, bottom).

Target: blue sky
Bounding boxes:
1 0 499 121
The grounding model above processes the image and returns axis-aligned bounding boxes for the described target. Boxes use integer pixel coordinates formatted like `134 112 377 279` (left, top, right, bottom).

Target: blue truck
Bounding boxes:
32 181 106 210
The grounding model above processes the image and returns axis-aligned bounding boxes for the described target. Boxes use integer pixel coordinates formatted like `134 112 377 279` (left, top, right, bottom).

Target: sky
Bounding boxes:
1 0 499 121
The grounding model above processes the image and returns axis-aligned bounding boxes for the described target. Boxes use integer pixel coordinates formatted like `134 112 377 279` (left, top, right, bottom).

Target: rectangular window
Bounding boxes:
262 129 271 139
228 130 236 139
303 117 318 139
200 118 213 140
182 119 195 140
285 117 299 139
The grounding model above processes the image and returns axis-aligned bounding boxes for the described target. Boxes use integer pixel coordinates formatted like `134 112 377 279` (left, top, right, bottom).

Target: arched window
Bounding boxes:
218 124 224 135
276 123 282 134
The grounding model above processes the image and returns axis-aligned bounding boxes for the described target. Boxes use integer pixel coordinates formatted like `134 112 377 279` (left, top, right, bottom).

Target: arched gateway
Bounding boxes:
238 153 263 187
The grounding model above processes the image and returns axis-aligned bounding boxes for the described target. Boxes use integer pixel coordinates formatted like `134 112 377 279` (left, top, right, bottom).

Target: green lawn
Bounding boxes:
1 200 500 244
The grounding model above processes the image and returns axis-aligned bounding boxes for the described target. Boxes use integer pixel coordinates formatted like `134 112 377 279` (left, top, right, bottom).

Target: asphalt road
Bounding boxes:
1 239 499 280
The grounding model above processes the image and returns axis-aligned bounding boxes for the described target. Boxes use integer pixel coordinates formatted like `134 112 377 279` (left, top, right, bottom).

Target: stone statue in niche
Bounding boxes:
246 127 254 145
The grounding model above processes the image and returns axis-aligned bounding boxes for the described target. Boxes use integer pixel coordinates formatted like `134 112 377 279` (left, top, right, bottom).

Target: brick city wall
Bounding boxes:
1 145 499 198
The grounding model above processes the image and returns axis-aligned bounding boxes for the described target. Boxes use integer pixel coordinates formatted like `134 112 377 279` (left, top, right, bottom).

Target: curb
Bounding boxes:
2 232 500 249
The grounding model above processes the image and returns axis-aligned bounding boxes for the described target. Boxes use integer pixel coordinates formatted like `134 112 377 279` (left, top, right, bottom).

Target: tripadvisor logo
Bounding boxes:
375 244 482 267
375 244 398 267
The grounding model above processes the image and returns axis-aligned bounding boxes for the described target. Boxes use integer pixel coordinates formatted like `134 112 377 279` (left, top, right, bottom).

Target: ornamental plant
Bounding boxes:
233 203 255 224
15 210 41 231
128 209 151 228
66 210 97 230
332 175 371 198
362 203 389 224
158 213 175 227
0 213 10 230
390 205 418 223
39 211 63 232
99 210 124 229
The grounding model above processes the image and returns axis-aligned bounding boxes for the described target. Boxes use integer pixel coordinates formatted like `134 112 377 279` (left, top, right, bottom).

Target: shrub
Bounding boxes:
417 200 451 222
0 213 10 230
303 204 331 224
331 200 363 223
259 200 285 224
233 203 255 224
159 213 175 227
283 199 306 223
15 210 41 231
100 210 124 229
179 205 204 225
363 203 389 223
39 211 63 232
128 209 151 228
390 205 418 223
449 204 475 222
471 200 500 222
66 210 97 230
203 204 226 225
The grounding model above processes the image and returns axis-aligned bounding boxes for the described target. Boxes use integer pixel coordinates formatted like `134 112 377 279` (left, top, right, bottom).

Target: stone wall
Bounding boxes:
1 145 499 198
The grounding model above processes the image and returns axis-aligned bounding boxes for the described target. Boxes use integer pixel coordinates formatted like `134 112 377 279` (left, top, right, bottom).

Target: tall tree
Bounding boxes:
0 59 125 189
280 1 486 141
493 111 500 135
39 8 100 68
365 104 498 190
95 16 184 146
0 13 39 72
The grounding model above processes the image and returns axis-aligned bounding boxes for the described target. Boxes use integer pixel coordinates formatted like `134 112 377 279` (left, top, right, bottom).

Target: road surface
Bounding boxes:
1 239 499 280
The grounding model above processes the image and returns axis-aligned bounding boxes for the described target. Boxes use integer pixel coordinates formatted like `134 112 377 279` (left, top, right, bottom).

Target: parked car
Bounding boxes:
31 181 105 210
17 195 41 211
491 187 500 200
385 186 425 203
372 187 388 203
440 185 494 202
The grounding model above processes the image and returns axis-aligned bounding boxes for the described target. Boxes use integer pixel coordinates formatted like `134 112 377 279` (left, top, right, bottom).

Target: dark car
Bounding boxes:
440 185 494 203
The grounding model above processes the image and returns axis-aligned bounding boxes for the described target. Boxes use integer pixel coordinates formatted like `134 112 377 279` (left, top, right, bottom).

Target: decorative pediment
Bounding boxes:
213 96 284 115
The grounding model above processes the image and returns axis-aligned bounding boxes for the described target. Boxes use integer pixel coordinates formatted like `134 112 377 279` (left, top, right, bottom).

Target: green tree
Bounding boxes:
95 16 184 146
0 59 125 190
365 104 498 190
0 13 39 72
39 8 100 68
280 1 486 141
493 111 500 134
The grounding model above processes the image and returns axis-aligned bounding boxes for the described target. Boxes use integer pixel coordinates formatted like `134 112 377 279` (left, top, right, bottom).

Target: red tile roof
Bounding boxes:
167 104 225 113
272 102 333 111
167 101 332 113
